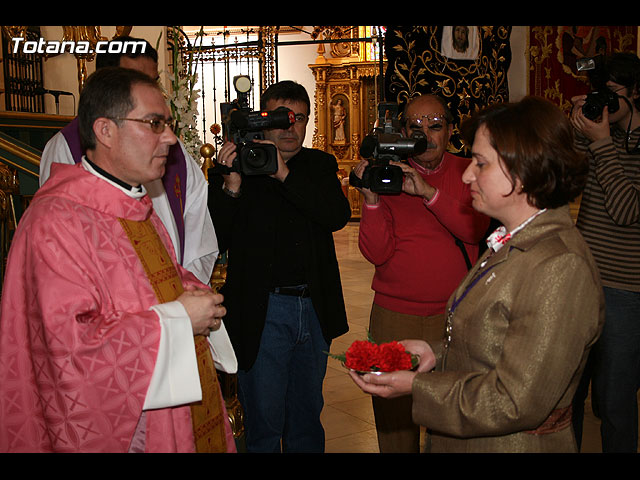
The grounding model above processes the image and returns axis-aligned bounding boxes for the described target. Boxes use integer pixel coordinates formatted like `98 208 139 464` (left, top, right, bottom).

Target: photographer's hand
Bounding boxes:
217 142 242 193
392 161 437 201
353 159 379 205
250 138 290 182
570 95 611 142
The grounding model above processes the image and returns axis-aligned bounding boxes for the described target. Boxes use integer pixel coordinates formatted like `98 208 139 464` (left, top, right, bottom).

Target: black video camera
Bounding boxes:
214 75 295 176
576 55 621 121
349 102 428 194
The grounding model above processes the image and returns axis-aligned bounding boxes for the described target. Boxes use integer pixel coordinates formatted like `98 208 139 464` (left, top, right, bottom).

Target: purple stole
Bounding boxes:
60 118 187 263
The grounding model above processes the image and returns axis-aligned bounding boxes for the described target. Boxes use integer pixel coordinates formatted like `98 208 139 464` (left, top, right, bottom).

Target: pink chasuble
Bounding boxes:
0 163 206 452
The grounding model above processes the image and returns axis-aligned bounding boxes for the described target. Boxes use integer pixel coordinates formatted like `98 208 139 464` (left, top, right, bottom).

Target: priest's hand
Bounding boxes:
178 286 226 336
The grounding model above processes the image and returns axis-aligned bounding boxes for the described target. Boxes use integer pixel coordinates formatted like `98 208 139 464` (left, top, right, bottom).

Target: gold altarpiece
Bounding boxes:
308 28 386 218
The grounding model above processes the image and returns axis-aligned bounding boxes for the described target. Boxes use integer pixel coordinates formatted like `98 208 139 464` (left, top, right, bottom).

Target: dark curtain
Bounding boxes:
383 26 512 155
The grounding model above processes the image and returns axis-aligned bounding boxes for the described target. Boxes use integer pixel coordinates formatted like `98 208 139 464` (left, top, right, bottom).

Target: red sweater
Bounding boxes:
358 153 490 316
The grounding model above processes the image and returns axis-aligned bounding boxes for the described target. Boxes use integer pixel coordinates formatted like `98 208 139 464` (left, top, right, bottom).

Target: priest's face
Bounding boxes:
110 83 177 186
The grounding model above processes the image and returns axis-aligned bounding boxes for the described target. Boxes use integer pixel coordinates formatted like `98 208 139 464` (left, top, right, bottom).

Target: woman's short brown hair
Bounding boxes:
460 96 588 209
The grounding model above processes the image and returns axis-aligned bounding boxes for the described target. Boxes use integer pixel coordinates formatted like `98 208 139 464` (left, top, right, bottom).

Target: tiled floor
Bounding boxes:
323 222 636 453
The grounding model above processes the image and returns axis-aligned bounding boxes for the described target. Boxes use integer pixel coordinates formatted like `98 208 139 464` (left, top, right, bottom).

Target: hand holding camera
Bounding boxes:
349 102 428 195
394 162 437 200
216 141 243 193
570 94 613 143
571 54 624 142
211 75 296 181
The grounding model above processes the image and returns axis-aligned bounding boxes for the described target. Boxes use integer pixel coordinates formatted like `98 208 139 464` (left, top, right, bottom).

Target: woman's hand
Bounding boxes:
349 369 417 399
348 339 436 398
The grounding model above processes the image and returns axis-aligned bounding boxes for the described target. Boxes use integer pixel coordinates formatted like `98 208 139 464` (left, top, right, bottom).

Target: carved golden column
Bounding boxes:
312 68 328 152
349 71 362 162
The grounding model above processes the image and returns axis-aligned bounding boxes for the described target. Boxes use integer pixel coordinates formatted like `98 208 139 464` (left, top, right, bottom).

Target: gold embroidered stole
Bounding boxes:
118 217 227 453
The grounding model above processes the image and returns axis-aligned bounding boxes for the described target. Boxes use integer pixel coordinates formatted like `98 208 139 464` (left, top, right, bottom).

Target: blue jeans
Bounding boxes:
237 290 329 452
591 287 640 452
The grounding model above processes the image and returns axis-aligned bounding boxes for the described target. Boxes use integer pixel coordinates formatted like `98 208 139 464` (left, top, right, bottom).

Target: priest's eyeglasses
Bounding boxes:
111 117 175 134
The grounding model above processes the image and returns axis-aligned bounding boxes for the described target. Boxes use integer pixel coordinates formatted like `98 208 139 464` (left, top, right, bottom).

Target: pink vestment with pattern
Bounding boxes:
0 163 211 452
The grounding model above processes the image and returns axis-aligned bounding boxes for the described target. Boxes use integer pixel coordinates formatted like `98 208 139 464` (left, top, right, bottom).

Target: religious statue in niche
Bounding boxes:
440 26 480 61
331 96 348 144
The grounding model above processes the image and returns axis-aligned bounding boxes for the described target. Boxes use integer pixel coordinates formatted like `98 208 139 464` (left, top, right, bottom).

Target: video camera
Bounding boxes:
576 55 621 121
213 75 295 176
349 102 428 194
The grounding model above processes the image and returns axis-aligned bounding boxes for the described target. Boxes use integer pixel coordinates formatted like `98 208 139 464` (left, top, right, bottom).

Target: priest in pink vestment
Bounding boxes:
0 67 237 453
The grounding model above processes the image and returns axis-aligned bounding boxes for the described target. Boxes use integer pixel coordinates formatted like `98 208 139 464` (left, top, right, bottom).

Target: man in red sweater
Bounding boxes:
353 94 490 453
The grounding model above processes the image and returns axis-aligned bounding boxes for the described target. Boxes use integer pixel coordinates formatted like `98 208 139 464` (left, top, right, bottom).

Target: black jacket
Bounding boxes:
208 148 351 370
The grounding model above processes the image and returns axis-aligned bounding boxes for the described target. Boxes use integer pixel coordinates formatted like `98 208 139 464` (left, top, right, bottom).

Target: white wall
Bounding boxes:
272 28 320 148
508 26 529 102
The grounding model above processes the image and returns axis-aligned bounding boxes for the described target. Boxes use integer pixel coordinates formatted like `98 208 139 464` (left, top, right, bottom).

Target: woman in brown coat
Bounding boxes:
350 96 605 452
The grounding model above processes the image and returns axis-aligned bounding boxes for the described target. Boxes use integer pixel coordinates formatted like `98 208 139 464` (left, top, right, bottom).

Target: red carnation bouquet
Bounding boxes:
327 332 419 373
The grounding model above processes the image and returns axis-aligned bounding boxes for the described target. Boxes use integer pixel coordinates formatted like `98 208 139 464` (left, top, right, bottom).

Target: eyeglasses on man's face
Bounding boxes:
405 114 449 136
111 116 175 134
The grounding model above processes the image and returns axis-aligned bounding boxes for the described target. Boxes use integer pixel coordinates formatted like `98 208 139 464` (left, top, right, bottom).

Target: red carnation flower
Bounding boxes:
344 340 380 372
326 332 418 373
378 341 413 372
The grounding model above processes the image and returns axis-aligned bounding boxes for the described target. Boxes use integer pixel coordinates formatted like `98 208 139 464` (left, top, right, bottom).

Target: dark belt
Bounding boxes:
270 285 310 297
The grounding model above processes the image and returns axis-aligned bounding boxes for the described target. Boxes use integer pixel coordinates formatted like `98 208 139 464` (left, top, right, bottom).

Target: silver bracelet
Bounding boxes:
222 184 241 198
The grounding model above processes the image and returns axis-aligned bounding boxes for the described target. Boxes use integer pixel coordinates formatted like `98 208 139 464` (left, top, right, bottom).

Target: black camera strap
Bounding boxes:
617 96 640 153
454 236 473 271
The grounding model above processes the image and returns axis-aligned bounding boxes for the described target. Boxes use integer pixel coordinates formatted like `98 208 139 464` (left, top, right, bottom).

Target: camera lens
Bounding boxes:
370 165 404 194
239 143 278 175
245 148 269 169
378 166 395 184
583 89 620 120
582 100 603 121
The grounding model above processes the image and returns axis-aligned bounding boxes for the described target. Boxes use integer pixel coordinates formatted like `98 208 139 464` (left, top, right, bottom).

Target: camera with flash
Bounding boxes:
576 56 621 121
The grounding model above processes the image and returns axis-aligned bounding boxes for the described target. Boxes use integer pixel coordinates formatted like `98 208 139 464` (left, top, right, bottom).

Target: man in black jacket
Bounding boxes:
209 80 351 452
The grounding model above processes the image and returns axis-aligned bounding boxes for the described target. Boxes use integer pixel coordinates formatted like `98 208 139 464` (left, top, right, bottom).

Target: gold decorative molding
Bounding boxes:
1 26 27 39
0 136 40 169
309 50 385 217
